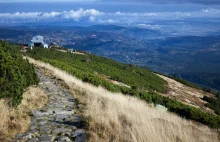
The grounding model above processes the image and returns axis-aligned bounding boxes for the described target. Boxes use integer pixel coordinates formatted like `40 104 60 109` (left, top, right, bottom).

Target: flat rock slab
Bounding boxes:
14 69 86 142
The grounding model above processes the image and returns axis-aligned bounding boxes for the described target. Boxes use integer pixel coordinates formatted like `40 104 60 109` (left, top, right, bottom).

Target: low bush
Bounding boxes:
0 41 39 106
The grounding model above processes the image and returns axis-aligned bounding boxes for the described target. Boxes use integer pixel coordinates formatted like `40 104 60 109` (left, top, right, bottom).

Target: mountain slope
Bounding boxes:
26 47 167 93
26 48 220 128
157 74 214 113
27 57 220 142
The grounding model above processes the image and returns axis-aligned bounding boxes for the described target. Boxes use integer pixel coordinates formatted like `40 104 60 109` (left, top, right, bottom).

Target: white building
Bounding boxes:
30 35 48 48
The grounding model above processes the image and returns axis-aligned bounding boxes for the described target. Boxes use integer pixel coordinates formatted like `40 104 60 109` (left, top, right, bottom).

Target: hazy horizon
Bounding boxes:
0 1 220 36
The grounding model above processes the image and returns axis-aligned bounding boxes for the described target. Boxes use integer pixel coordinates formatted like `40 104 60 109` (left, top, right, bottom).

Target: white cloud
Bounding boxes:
115 11 138 16
202 9 209 13
0 8 104 21
0 8 220 25
42 12 60 18
56 8 104 21
97 18 119 24
137 23 162 29
89 16 96 22
0 12 41 18
144 13 158 16
107 19 117 23
202 8 220 13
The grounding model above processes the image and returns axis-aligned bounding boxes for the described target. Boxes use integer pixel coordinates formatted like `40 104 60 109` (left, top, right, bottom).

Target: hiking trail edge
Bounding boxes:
14 69 86 142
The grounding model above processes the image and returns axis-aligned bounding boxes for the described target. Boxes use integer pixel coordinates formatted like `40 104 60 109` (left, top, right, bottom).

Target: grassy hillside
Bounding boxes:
26 48 167 93
27 58 220 142
0 41 39 106
26 48 220 128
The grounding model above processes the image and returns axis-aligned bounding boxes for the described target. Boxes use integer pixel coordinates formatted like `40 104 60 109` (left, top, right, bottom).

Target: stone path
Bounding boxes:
14 69 86 142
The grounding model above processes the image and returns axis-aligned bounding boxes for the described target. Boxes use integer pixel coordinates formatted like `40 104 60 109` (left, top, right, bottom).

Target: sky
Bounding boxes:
0 0 220 36
0 0 220 5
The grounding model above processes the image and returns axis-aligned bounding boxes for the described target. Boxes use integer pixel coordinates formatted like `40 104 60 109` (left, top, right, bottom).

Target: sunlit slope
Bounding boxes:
27 57 220 142
26 48 220 128
27 48 167 93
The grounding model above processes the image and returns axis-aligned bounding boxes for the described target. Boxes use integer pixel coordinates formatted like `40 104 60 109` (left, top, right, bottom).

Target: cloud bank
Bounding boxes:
0 8 220 36
0 8 220 25
0 8 103 21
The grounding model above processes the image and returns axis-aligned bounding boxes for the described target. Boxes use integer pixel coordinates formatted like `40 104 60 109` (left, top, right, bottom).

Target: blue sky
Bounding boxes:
1 0 220 5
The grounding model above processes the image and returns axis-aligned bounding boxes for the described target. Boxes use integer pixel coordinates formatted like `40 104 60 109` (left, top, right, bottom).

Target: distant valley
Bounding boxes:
0 25 220 91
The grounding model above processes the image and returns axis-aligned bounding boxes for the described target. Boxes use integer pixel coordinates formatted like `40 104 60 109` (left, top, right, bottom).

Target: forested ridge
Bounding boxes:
27 48 220 128
0 41 39 106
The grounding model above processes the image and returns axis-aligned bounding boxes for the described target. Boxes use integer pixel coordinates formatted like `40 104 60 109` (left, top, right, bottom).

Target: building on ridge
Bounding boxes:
29 35 48 49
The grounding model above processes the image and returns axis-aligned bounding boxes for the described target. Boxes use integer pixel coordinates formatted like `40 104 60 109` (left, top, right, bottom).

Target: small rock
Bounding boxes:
40 126 52 134
29 129 39 135
47 116 56 121
66 126 77 131
73 129 86 141
16 133 32 141
31 118 37 124
54 104 64 108
70 116 81 122
72 129 85 138
39 134 53 141
58 110 74 115
40 108 48 112
30 125 38 130
75 136 86 142
39 120 48 126
74 130 86 142
68 98 75 102
32 110 51 117
56 114 68 120
57 136 71 142
23 133 32 139
53 128 72 136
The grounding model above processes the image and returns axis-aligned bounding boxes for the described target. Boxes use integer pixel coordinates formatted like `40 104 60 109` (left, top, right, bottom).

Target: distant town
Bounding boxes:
1 25 220 91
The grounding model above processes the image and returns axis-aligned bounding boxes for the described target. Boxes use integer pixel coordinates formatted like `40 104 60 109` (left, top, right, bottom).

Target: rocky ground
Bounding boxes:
156 74 214 114
14 69 86 142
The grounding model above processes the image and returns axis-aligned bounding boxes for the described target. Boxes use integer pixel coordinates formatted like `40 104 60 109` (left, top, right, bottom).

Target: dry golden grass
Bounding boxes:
0 87 47 142
27 57 220 142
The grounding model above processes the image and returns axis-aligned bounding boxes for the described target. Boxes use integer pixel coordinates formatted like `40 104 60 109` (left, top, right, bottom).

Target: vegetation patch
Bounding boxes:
27 60 220 142
26 48 167 93
0 87 48 141
203 94 220 115
0 40 39 106
26 48 220 128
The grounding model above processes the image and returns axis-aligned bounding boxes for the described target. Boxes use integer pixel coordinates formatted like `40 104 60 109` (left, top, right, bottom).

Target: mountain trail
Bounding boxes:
14 69 86 142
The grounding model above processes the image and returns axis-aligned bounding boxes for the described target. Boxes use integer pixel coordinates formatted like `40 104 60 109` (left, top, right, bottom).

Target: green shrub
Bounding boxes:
0 41 39 106
27 47 167 93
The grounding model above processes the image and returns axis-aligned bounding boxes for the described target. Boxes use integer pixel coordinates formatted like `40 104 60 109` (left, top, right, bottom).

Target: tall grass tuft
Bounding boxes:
0 87 47 141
